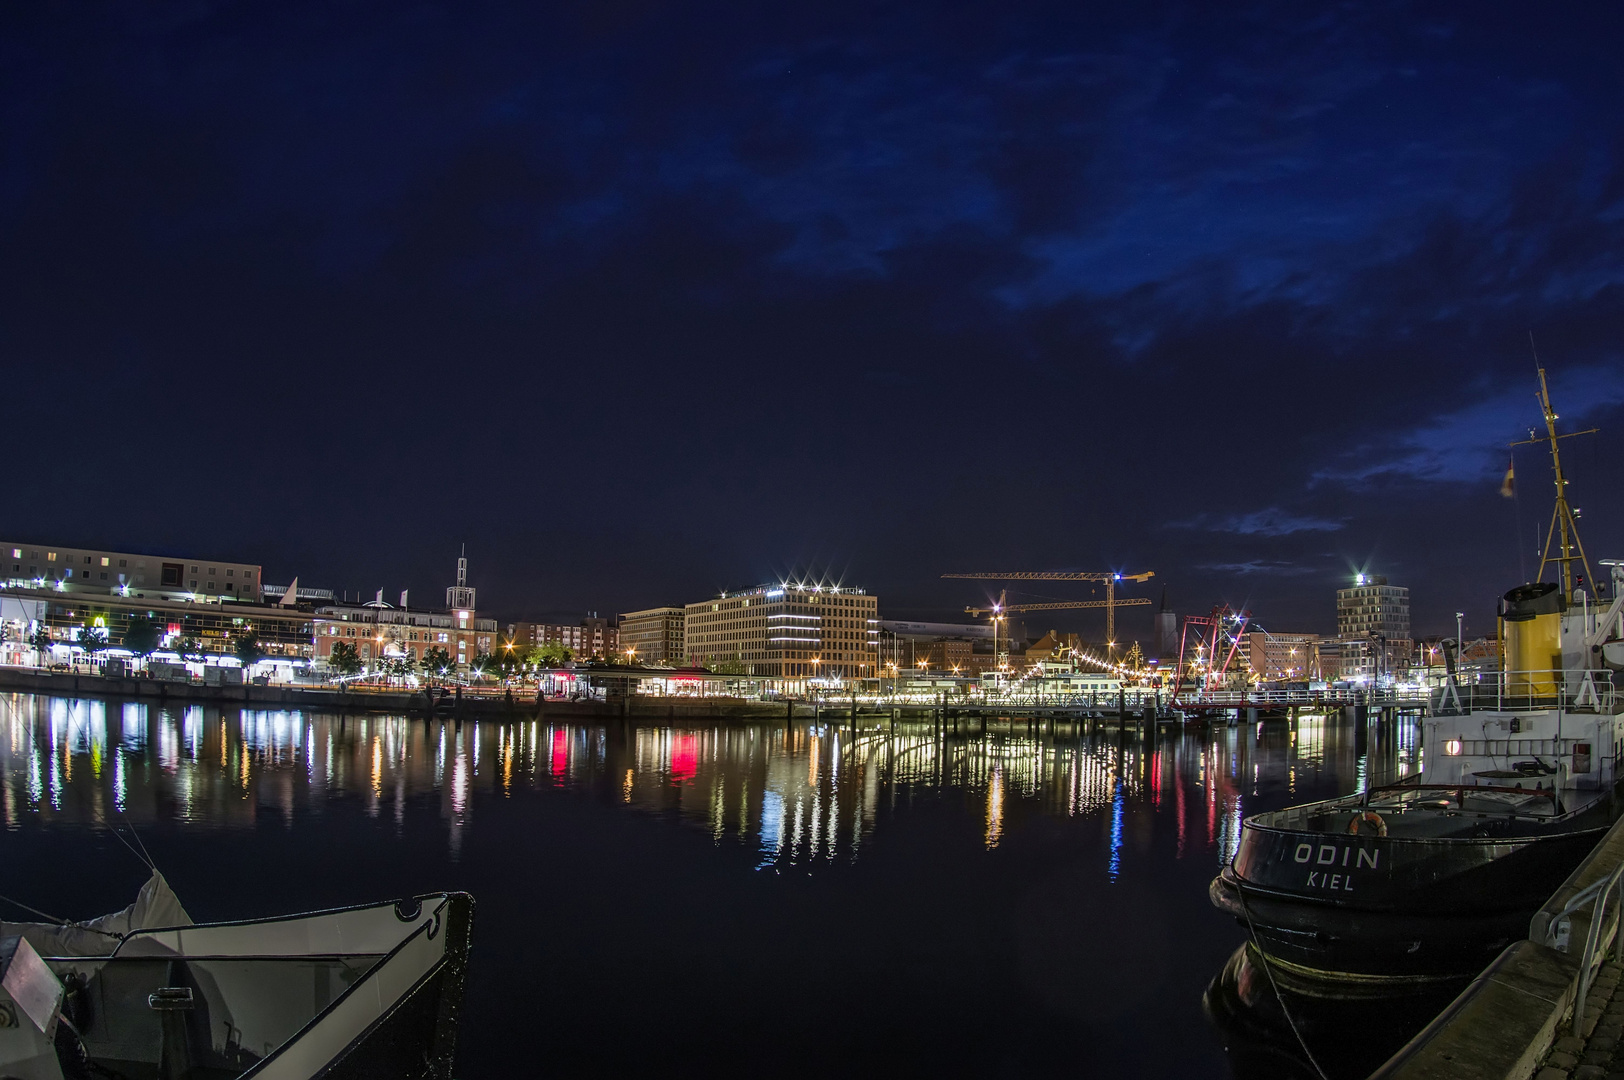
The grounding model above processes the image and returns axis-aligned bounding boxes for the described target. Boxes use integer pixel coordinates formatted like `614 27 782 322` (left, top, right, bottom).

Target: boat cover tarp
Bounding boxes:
1 870 192 957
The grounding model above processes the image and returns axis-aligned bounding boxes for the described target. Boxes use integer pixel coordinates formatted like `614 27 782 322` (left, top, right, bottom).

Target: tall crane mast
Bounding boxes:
943 571 1154 660
1510 362 1597 603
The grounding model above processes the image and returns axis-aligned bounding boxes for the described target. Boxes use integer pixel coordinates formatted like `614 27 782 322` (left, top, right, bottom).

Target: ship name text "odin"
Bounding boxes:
1293 843 1378 869
1292 843 1376 892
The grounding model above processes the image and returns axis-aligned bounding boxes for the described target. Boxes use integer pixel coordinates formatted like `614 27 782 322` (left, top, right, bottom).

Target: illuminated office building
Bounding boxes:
684 581 878 680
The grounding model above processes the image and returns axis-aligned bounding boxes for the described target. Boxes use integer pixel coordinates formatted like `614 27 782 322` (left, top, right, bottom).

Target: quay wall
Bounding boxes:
0 667 1178 724
1371 812 1624 1080
0 667 795 721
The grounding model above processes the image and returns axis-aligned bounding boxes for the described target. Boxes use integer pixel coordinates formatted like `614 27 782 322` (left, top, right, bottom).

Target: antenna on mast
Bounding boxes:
1511 345 1598 602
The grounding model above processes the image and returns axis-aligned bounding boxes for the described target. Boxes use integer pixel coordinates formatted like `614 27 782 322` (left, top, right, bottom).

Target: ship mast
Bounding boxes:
1513 365 1597 602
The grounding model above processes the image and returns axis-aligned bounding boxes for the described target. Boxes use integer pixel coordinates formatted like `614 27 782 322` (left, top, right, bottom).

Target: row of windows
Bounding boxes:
7 564 258 596
328 614 456 628
325 626 454 643
8 548 255 579
690 596 875 618
38 608 311 643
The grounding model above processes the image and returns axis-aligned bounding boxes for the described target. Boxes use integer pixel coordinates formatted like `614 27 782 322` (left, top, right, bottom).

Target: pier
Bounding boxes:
1373 813 1624 1079
0 664 1431 732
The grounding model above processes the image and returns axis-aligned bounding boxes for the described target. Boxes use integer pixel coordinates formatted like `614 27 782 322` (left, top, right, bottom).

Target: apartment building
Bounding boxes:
1246 632 1321 680
618 607 685 665
508 616 619 659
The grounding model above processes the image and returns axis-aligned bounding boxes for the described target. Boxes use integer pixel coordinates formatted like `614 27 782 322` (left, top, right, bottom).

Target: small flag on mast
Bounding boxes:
1500 458 1515 499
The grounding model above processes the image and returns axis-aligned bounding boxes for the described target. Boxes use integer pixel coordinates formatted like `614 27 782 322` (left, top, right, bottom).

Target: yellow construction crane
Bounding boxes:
943 571 1154 660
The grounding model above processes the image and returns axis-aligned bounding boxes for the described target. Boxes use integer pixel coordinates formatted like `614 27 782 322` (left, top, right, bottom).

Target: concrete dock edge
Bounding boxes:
1371 810 1624 1080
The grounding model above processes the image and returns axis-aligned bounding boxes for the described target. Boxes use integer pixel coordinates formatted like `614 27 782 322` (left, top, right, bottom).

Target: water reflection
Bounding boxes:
1 694 1418 878
0 692 1434 1077
1205 943 1466 1080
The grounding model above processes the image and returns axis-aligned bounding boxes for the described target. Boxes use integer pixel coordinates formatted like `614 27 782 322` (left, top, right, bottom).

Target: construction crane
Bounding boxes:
942 571 1154 660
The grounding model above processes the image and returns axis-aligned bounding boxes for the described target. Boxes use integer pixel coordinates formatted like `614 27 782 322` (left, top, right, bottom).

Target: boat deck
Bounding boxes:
1252 782 1597 841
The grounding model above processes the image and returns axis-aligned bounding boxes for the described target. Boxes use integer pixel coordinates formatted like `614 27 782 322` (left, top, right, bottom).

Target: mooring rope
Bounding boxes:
1234 879 1332 1080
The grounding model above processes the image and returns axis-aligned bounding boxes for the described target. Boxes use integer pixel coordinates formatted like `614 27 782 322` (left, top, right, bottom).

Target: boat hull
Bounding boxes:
1211 816 1608 981
43 891 474 1080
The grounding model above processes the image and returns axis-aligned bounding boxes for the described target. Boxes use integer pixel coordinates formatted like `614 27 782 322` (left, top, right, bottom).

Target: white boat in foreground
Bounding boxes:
0 872 473 1079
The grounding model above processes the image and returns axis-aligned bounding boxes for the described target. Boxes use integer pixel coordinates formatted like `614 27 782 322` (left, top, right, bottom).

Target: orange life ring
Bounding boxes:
1347 810 1388 837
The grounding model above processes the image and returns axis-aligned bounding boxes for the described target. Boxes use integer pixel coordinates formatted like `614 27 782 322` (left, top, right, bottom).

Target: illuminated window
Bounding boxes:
47 552 56 562
100 557 109 566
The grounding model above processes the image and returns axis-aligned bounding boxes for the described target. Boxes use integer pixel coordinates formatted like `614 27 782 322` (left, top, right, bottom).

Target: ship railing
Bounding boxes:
1175 687 1420 706
1462 669 1620 714
1356 781 1560 816
1250 783 1559 828
1535 858 1624 1029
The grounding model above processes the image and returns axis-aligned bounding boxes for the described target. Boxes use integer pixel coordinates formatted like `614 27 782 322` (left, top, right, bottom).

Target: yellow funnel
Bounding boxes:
1499 582 1563 700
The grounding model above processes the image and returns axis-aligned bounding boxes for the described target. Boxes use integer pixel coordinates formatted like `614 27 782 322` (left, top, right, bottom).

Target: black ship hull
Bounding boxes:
1202 943 1468 1079
1211 807 1610 981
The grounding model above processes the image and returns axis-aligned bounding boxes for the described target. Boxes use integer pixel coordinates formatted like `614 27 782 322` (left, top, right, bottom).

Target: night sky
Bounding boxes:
5 2 1623 640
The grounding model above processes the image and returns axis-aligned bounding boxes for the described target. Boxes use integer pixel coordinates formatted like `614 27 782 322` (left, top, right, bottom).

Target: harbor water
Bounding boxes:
1 693 1438 1077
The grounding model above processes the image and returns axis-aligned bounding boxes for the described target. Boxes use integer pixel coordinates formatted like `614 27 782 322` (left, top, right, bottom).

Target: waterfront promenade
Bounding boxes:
0 665 775 719
0 664 1427 730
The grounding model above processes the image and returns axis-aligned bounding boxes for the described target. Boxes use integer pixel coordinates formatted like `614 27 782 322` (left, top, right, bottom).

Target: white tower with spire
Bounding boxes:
445 545 476 611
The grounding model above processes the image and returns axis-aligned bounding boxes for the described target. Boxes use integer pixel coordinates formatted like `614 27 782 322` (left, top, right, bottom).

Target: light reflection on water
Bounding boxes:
0 692 1430 1077
1 694 1419 880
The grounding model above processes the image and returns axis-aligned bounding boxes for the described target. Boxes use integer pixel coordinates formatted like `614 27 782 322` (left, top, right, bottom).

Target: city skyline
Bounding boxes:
0 529 1527 642
3 3 1622 639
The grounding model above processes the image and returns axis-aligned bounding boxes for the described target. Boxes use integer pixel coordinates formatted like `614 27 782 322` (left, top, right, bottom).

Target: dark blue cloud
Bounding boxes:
1313 362 1624 487
2 0 1623 635
1199 560 1320 577
1176 510 1346 537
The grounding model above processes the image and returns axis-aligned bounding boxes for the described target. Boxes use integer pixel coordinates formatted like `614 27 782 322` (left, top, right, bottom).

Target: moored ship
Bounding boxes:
1211 369 1624 983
